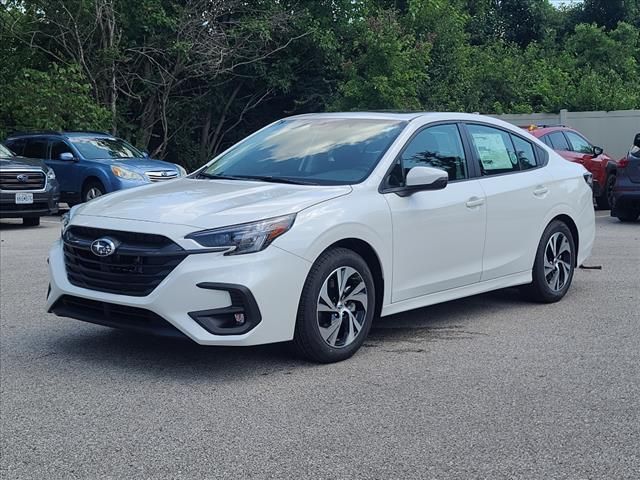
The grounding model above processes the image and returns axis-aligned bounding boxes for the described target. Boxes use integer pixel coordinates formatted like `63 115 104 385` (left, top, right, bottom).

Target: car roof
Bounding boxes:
287 111 513 124
6 131 111 140
521 125 579 138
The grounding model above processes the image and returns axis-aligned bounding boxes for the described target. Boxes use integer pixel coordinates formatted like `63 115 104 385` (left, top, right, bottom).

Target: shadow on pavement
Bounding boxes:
50 288 530 378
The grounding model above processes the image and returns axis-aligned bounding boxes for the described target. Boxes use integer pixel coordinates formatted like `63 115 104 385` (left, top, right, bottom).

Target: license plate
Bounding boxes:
15 193 33 204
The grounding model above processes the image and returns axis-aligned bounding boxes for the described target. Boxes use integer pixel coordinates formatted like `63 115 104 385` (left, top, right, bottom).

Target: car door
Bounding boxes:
465 123 553 281
47 139 80 195
563 130 606 184
383 123 486 302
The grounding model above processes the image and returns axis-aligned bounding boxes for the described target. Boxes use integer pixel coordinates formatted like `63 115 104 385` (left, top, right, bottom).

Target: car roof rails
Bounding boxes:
6 130 61 138
63 130 110 135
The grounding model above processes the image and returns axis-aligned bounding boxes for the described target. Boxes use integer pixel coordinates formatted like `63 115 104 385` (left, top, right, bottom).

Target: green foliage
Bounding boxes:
332 9 430 110
1 0 640 168
0 65 110 138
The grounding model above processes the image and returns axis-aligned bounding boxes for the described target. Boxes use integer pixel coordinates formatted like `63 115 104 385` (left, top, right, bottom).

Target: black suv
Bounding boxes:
0 143 60 226
611 133 640 222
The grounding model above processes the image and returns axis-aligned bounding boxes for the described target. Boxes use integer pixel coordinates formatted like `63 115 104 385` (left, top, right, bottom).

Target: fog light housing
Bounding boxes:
189 283 261 335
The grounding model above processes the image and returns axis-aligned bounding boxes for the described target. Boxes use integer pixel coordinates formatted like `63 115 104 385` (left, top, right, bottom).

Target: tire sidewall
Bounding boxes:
532 221 576 301
297 249 376 362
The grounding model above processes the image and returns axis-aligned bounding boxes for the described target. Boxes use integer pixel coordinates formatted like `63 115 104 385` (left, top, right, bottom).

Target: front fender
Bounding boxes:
273 192 394 308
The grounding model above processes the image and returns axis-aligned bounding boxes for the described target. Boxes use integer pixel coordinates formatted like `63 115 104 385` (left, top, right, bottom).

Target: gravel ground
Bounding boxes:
1 211 638 479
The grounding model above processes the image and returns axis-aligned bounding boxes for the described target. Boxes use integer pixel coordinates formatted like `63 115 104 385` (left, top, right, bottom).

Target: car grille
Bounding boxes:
50 295 186 338
0 170 46 190
146 170 179 182
62 226 187 297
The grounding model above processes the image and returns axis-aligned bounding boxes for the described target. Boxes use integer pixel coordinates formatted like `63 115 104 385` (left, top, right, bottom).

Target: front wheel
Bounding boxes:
293 248 376 363
521 221 576 303
82 181 105 203
22 217 40 227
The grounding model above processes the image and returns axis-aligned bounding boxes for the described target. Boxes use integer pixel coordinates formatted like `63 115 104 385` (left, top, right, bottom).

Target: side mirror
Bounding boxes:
634 133 640 149
59 152 75 161
592 146 604 157
397 166 448 197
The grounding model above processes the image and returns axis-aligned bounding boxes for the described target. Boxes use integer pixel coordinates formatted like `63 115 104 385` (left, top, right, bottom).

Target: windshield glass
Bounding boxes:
0 144 15 157
70 137 144 160
201 118 406 185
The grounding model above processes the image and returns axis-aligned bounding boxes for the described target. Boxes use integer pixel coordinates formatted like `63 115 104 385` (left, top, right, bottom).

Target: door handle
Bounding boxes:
465 197 484 208
533 185 549 197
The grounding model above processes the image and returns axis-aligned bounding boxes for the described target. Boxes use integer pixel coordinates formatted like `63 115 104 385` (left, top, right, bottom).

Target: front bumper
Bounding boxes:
46 237 311 346
0 189 60 218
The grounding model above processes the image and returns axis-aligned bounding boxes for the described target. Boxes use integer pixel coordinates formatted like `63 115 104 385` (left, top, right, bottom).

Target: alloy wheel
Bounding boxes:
86 187 103 201
544 232 572 292
316 266 368 348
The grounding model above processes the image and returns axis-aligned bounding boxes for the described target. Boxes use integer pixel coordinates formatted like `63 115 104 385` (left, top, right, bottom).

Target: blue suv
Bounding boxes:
5 131 186 205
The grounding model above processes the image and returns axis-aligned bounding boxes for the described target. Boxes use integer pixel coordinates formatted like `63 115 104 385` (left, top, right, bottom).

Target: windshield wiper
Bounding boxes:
197 172 247 181
199 172 316 185
229 175 317 185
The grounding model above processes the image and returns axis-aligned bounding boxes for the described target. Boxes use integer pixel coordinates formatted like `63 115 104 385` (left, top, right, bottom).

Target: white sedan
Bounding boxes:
47 112 595 362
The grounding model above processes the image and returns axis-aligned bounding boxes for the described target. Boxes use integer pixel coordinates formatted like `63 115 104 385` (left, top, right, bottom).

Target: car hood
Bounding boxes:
75 178 352 228
0 156 47 171
94 157 179 172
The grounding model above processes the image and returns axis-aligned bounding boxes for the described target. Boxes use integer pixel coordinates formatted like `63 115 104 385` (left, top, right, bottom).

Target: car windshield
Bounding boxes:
0 144 15 158
70 137 145 160
200 118 406 185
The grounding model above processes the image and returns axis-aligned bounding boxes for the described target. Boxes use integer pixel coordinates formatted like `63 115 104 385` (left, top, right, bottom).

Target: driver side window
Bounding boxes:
388 124 468 188
50 140 74 160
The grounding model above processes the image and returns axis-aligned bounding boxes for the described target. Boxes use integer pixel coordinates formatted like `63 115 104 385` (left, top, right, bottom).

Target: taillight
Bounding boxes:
618 157 629 168
583 172 593 189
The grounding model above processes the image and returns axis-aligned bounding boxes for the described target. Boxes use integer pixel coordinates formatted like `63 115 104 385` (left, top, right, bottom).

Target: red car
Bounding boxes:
524 125 618 209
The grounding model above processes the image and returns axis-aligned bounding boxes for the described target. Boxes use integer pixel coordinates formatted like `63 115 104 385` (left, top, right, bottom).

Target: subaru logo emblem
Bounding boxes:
16 174 29 183
90 237 118 257
161 171 169 177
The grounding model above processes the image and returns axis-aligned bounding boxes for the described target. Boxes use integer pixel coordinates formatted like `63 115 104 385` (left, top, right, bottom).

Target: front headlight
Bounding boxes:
186 214 296 255
61 212 71 236
177 165 187 177
46 168 56 180
111 165 146 181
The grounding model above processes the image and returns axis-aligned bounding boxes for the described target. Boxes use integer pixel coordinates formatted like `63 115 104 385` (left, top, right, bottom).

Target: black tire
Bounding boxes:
616 209 640 222
521 220 576 303
82 180 105 203
22 217 40 227
292 248 376 363
595 173 615 210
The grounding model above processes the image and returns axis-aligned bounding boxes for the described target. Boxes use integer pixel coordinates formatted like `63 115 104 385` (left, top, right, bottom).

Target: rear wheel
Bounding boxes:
615 208 640 222
596 173 615 210
82 181 105 203
522 221 576 303
22 217 40 227
292 248 375 363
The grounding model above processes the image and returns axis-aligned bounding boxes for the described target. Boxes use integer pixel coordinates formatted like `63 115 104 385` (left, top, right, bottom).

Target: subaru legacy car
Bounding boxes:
47 113 595 363
5 131 186 205
0 143 59 226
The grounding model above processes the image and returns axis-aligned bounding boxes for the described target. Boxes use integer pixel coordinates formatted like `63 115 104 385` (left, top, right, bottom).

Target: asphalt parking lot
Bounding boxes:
1 212 638 479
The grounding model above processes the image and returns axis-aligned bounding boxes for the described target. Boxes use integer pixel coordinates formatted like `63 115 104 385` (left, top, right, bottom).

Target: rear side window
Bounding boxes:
564 131 592 154
547 132 570 151
511 135 537 170
22 138 48 159
541 135 553 148
467 124 519 175
5 139 26 155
